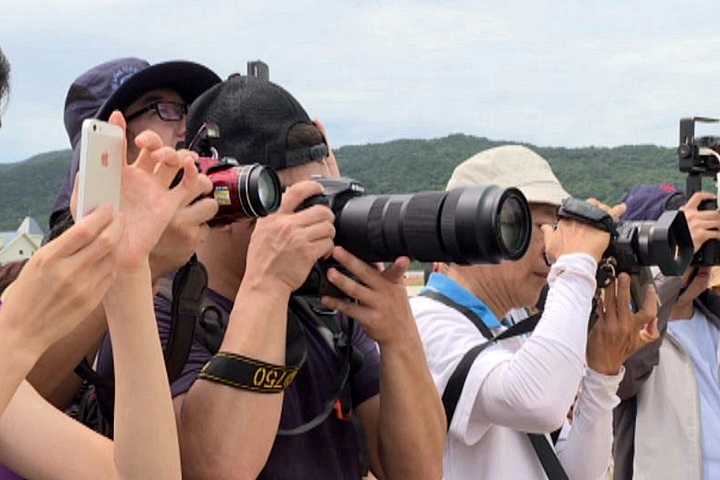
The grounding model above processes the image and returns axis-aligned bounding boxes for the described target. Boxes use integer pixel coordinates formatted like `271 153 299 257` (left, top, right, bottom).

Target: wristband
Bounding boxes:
198 351 301 393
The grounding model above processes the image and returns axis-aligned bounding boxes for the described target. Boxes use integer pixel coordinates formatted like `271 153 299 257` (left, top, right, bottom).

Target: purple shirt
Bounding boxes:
95 288 381 479
0 465 22 480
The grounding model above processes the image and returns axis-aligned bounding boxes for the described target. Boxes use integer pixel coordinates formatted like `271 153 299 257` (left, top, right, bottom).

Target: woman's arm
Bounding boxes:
103 265 182 479
0 269 183 480
0 112 205 479
0 205 122 415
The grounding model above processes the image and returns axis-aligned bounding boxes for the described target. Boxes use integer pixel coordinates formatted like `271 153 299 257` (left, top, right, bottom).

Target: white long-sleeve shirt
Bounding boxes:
411 254 622 479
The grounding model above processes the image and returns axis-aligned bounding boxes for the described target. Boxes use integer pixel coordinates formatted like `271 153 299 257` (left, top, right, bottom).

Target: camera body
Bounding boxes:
295 176 533 296
677 116 720 265
294 177 366 297
609 210 693 277
186 123 282 226
557 197 693 286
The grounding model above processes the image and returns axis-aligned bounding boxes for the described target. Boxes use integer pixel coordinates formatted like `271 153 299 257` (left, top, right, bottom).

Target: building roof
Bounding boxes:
17 217 44 236
1 217 44 247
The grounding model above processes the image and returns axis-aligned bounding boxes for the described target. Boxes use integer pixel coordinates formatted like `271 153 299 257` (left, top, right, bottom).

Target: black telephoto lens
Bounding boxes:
333 185 532 264
440 186 531 264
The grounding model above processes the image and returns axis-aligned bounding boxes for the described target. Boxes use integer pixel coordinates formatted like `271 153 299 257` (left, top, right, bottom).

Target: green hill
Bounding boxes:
335 134 687 202
0 150 71 231
0 135 694 231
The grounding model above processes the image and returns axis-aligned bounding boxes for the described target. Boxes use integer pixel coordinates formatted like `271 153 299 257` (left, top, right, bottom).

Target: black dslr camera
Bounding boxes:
608 210 693 277
295 176 533 296
557 198 693 283
186 123 282 225
678 116 720 265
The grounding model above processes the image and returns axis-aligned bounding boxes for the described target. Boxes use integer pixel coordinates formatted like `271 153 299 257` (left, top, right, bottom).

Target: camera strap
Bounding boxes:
557 197 621 288
419 290 568 480
556 197 616 234
165 255 207 383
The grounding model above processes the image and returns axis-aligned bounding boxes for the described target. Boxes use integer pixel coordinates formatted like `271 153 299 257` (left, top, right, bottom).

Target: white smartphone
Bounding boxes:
76 119 124 220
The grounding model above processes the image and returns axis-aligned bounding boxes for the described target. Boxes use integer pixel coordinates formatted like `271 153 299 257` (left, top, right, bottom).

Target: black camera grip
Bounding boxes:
295 194 330 212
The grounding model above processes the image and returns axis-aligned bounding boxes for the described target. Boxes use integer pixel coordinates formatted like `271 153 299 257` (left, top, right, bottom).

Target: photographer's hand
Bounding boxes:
110 111 208 269
245 180 336 295
587 273 659 375
148 183 217 284
126 118 219 282
149 197 218 282
0 205 122 363
543 199 625 263
320 248 446 479
681 191 720 253
321 247 414 345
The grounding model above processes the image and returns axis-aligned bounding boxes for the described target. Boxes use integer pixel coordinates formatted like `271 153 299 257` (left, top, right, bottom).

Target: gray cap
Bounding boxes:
446 145 569 207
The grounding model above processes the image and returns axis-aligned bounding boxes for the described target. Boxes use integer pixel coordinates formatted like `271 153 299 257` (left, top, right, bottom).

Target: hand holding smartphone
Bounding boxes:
76 119 124 220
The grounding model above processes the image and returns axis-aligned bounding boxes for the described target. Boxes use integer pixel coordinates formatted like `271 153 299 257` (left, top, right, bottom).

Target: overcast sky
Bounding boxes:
2 0 720 164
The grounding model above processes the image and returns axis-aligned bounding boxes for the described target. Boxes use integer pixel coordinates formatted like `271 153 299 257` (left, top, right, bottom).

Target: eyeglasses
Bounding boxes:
124 101 188 123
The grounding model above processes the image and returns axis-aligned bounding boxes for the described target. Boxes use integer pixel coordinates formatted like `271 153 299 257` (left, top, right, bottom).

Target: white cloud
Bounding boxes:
3 0 720 163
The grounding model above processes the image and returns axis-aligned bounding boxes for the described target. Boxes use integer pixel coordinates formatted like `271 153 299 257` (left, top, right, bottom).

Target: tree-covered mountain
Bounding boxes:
0 150 71 231
335 134 687 201
0 134 694 231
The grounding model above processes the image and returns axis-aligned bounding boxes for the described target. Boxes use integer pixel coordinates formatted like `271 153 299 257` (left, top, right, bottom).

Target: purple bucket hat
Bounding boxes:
50 57 220 225
620 183 686 221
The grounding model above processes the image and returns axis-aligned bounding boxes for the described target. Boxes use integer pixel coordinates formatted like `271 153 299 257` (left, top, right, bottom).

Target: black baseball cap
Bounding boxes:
185 75 327 170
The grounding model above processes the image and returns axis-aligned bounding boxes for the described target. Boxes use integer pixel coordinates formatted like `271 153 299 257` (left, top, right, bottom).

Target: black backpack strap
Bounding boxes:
279 296 369 476
277 297 351 436
165 255 207 383
311 299 368 476
442 314 540 429
443 342 488 426
419 290 494 340
74 358 114 389
349 412 370 477
549 427 562 445
527 433 570 480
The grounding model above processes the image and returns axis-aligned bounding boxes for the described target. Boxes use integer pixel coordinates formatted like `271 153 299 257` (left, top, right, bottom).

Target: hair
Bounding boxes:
46 208 75 244
0 259 27 297
286 122 324 151
0 46 10 111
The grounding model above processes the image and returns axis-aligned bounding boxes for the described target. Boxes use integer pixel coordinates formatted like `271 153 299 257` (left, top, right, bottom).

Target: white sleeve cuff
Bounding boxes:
581 366 625 411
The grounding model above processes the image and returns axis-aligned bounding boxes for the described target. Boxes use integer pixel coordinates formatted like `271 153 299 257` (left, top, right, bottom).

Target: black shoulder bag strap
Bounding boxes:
441 314 538 426
164 255 207 384
419 290 569 480
420 289 494 340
